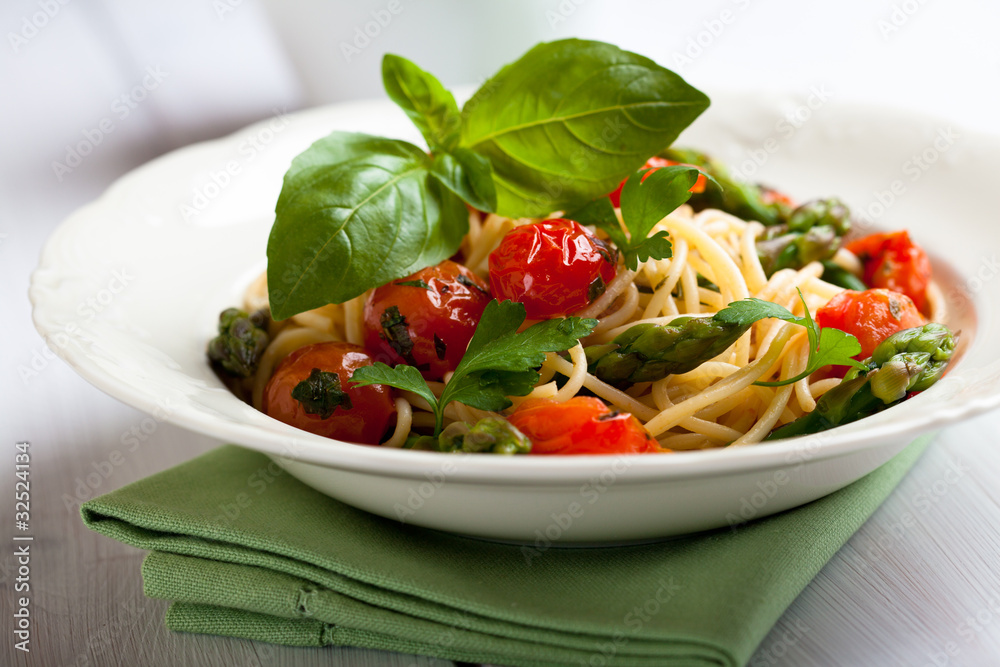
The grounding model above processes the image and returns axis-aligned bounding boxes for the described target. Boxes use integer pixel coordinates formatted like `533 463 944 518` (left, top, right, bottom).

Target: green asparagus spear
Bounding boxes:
661 148 789 225
207 307 270 378
756 198 852 276
585 299 800 385
586 316 743 384
766 323 955 440
406 417 532 454
820 260 868 291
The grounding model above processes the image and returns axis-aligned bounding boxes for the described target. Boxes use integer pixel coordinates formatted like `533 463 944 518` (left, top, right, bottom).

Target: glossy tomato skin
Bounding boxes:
363 260 491 381
508 397 661 455
488 219 617 319
845 230 932 313
263 342 395 445
816 288 925 361
607 156 707 207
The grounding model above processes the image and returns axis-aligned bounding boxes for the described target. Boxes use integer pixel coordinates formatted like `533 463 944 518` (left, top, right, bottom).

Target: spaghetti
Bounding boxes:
237 203 935 450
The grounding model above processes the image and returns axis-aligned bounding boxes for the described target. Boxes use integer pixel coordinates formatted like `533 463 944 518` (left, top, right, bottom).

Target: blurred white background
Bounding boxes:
2 2 999 665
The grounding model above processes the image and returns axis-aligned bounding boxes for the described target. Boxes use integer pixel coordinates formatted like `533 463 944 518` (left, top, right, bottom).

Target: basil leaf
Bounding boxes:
565 197 629 249
460 39 710 218
266 132 467 319
430 148 497 213
382 54 461 152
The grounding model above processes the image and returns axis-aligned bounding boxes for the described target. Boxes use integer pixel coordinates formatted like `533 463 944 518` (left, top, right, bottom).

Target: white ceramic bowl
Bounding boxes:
30 92 1000 543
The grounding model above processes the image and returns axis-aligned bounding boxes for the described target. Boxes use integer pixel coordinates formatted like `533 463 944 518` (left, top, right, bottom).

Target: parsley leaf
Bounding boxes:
748 290 868 386
350 300 597 434
568 166 716 271
350 362 438 415
713 298 801 327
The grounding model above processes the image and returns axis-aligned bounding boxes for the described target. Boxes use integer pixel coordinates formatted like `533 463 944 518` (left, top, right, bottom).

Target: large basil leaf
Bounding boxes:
459 39 710 218
382 54 461 152
266 132 466 319
430 147 497 213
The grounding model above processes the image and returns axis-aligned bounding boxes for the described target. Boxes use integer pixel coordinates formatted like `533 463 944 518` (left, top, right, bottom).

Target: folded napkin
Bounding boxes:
81 436 931 667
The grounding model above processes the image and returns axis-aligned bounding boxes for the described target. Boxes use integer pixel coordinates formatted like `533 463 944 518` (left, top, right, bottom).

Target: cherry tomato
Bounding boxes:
816 288 925 362
364 260 492 381
845 230 932 313
760 187 796 208
508 397 661 455
488 219 617 319
264 342 395 445
607 156 707 208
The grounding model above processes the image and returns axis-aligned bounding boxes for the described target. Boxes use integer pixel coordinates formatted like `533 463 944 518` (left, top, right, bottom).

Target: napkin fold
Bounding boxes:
81 436 931 667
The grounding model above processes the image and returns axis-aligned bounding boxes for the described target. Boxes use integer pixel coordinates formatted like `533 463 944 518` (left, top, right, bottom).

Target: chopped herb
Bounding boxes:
697 274 720 293
456 273 490 296
291 368 352 418
433 333 447 360
588 275 607 303
396 279 431 290
379 306 416 365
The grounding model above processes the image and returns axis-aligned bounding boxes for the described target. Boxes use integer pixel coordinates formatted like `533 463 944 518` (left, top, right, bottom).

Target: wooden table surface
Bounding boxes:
4 211 1000 667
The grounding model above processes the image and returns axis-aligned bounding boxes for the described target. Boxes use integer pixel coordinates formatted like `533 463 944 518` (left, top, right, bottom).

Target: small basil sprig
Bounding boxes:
267 40 709 320
351 299 596 435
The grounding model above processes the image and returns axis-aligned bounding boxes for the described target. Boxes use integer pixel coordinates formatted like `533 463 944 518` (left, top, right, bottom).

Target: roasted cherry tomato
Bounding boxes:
816 288 925 362
263 342 395 445
845 230 932 313
488 219 617 319
607 156 707 208
364 260 492 381
759 187 796 209
507 397 661 455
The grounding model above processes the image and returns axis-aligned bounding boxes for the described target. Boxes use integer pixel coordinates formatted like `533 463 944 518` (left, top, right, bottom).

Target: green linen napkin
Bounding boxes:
81 436 932 667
